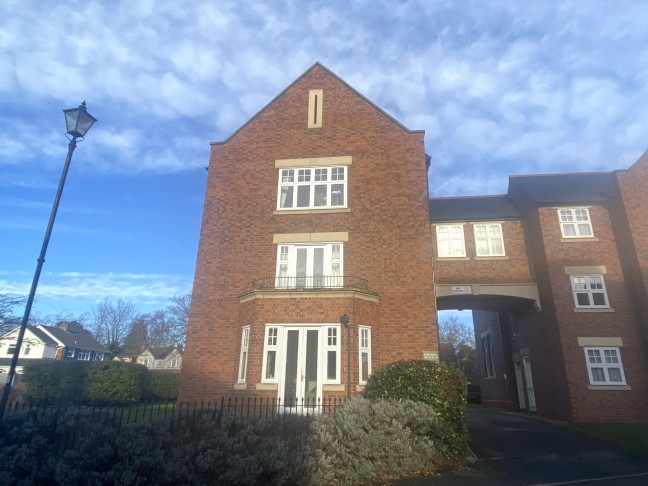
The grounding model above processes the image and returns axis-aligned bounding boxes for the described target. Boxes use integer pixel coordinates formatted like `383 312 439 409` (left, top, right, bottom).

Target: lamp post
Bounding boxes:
340 314 351 400
0 102 97 424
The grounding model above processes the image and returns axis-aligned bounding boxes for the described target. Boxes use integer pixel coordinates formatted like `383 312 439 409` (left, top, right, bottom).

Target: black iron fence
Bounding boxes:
3 396 345 427
1 397 347 452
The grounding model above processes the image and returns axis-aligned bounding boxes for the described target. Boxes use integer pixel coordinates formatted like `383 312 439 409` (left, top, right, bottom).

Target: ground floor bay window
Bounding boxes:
260 324 340 411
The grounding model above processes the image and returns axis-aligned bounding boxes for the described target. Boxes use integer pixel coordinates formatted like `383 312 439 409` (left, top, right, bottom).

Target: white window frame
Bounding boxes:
277 166 347 210
275 243 343 288
78 349 91 361
571 275 609 309
142 358 150 368
170 358 178 368
155 360 163 368
238 326 250 384
558 208 594 238
584 347 626 385
324 326 340 384
358 326 372 385
66 347 75 358
481 332 495 378
473 223 505 256
436 224 466 257
260 324 341 386
7 345 16 356
94 352 104 361
261 326 280 383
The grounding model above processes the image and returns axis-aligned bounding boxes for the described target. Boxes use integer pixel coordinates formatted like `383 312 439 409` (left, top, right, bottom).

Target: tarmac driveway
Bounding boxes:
393 407 648 486
465 407 648 485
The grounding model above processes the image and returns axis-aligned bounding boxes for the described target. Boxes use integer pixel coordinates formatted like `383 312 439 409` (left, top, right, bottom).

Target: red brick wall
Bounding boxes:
179 65 437 403
433 219 534 284
537 204 648 422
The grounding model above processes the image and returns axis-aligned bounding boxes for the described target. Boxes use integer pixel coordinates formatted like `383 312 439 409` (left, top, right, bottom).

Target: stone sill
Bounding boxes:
573 307 615 313
587 385 631 391
233 383 247 390
560 237 599 243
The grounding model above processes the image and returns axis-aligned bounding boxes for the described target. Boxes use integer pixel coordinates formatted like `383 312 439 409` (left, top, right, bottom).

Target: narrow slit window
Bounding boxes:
308 89 323 128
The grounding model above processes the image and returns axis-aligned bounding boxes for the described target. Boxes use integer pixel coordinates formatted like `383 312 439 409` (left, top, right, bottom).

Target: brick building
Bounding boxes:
433 157 648 422
180 63 648 422
178 63 438 409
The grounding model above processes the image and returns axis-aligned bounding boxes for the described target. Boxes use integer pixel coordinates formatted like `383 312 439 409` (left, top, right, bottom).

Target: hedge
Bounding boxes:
362 359 468 460
146 371 180 401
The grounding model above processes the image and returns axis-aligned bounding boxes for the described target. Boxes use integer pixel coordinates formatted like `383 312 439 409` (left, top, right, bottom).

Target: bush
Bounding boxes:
22 360 89 404
145 371 180 401
84 361 149 404
310 398 448 485
362 359 468 460
0 408 313 485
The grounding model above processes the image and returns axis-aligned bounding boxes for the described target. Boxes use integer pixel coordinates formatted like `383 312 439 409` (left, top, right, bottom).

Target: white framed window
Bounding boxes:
142 358 150 368
155 360 162 368
170 358 178 368
238 326 250 383
277 166 347 210
276 243 343 288
7 345 16 356
78 350 91 361
571 275 609 308
66 347 75 358
24 344 31 355
324 326 340 383
436 225 466 257
95 352 104 361
358 326 372 385
558 208 594 238
481 332 495 378
584 347 626 385
262 326 280 382
474 223 505 256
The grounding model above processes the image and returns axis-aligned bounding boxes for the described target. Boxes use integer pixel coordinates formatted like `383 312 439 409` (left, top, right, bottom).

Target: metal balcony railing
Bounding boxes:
250 275 370 292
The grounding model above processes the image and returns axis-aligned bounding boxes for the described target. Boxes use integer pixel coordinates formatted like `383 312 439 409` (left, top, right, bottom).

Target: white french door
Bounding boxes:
295 246 325 287
523 355 537 411
279 327 322 412
514 359 527 410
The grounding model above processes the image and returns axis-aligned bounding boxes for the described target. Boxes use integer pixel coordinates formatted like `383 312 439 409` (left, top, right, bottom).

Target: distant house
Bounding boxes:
137 346 182 371
0 321 107 376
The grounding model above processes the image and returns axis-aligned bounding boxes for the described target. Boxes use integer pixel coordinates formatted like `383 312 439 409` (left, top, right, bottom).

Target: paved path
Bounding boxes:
393 407 648 485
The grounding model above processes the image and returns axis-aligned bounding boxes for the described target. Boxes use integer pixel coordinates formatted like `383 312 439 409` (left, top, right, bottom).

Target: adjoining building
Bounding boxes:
179 63 648 422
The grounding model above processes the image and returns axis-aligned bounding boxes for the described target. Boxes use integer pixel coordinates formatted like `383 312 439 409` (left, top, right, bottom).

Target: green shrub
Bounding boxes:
145 371 180 401
84 361 149 404
0 408 313 485
362 359 468 460
22 360 88 404
309 398 447 485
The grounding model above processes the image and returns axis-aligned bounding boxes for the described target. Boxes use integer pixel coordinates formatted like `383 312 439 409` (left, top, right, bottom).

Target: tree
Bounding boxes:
165 294 191 347
438 314 479 384
123 317 148 356
144 310 175 348
90 299 138 355
0 294 25 335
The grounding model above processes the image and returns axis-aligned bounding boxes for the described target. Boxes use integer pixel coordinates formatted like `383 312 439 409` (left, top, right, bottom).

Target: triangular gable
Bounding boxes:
212 62 422 145
0 326 58 346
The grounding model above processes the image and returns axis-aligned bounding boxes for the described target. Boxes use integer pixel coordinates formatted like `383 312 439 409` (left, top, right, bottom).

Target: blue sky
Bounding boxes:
1 1 647 325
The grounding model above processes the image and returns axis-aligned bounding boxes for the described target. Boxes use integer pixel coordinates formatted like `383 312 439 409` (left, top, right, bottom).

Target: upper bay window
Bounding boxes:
277 167 346 210
558 208 593 238
276 243 343 288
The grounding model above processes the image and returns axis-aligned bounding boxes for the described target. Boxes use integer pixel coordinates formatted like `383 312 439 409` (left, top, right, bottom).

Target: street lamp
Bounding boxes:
0 102 97 424
340 314 351 400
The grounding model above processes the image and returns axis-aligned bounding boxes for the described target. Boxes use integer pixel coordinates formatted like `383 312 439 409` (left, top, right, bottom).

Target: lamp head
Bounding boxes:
63 101 97 138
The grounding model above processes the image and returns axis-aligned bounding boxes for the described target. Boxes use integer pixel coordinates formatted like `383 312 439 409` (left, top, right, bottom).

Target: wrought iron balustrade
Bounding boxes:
250 275 370 291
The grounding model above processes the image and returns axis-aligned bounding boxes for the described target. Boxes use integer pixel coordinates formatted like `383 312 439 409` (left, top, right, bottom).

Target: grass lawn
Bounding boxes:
570 422 648 451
